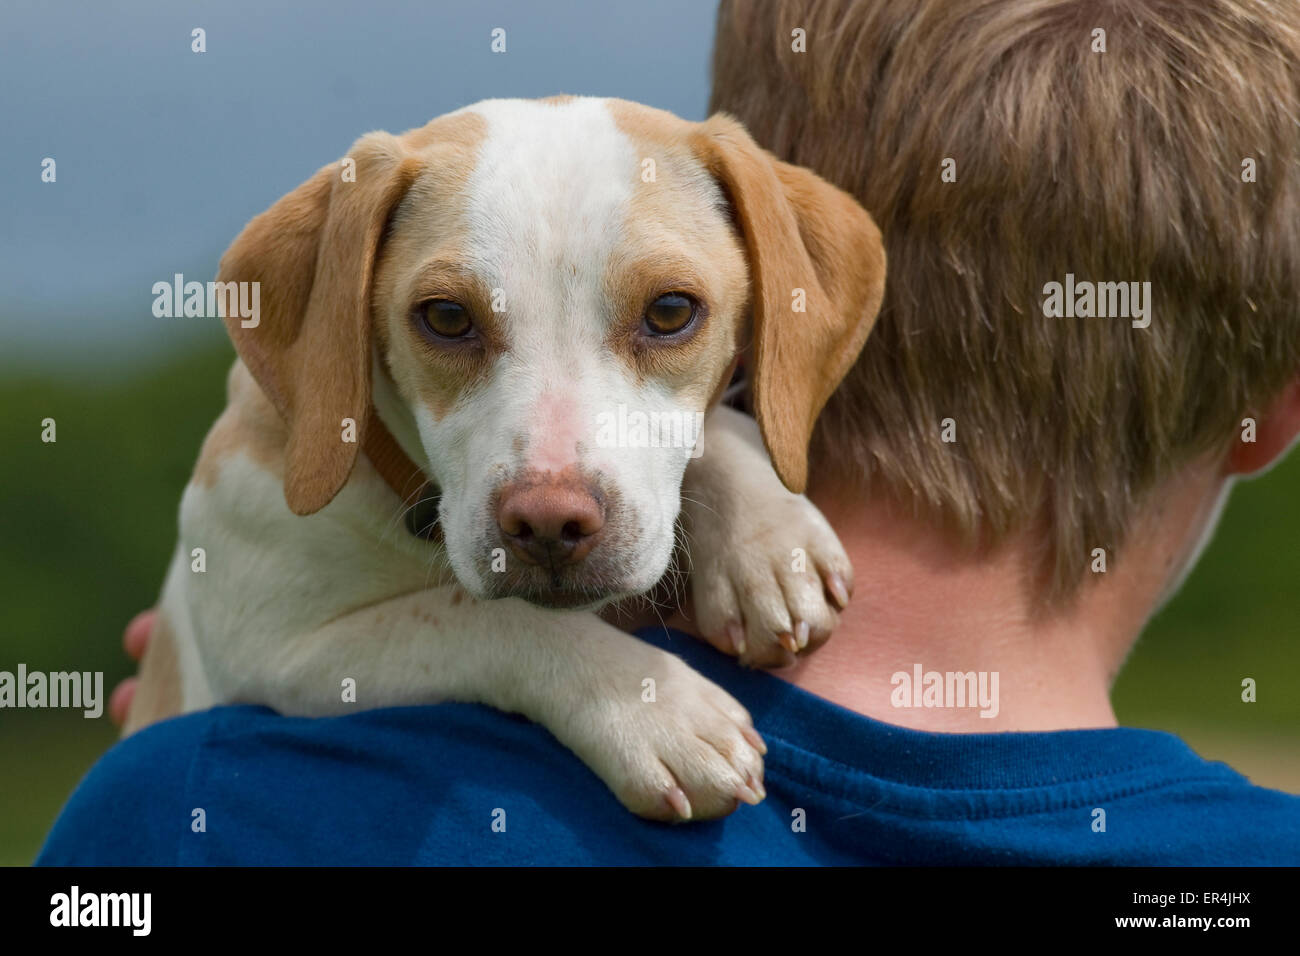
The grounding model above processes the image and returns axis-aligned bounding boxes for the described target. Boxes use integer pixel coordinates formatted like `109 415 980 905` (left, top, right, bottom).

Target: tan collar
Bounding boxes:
363 408 441 541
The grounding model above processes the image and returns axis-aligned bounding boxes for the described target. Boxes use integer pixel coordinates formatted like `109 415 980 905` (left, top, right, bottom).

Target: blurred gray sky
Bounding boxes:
0 0 720 369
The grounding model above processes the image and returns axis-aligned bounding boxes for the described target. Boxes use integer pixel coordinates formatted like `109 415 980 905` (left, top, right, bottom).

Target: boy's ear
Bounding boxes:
691 114 886 493
218 133 423 515
1229 377 1300 476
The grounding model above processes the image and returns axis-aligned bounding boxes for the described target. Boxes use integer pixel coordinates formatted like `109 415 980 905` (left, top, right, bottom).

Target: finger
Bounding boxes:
109 677 138 727
123 610 156 661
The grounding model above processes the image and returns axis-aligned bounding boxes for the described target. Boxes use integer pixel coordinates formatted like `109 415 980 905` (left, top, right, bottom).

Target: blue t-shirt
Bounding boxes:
38 627 1300 865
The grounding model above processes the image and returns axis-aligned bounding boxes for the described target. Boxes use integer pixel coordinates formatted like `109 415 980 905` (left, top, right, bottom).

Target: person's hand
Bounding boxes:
109 610 155 726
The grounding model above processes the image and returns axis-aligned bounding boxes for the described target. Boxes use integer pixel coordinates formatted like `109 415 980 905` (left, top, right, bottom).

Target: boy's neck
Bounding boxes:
779 464 1224 733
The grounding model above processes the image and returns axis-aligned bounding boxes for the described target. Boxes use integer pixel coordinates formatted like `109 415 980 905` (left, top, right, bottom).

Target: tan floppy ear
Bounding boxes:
218 133 423 515
691 115 886 493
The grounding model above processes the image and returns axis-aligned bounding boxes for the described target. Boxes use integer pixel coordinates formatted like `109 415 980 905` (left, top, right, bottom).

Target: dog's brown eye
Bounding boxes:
643 293 698 336
418 300 473 339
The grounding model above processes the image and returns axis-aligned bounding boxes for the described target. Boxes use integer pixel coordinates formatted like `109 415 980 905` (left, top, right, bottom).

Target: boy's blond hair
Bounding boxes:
712 0 1300 596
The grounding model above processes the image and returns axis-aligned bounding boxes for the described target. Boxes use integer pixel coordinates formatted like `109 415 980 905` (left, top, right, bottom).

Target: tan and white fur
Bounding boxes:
126 97 885 822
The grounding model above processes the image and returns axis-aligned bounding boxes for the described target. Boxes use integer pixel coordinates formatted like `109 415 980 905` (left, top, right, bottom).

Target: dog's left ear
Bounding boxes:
691 115 886 494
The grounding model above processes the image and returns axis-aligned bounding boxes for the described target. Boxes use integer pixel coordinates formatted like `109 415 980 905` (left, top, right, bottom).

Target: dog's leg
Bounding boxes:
206 589 765 822
681 404 854 668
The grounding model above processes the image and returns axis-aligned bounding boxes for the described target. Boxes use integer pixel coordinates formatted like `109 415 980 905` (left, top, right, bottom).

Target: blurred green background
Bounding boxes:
1 337 1298 864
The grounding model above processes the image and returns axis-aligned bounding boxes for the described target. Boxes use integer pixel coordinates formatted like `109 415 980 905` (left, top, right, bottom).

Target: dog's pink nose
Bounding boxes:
496 478 605 566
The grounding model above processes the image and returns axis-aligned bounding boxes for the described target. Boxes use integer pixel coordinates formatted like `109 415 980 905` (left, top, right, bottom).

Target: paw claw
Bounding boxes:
725 620 746 656
735 781 762 806
666 786 693 821
826 572 851 610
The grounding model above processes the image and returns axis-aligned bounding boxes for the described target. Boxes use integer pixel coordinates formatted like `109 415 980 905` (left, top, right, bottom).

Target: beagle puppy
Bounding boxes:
126 97 885 822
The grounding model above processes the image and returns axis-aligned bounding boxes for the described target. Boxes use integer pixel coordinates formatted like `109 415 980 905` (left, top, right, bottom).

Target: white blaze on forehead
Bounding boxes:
460 97 638 311
460 97 643 473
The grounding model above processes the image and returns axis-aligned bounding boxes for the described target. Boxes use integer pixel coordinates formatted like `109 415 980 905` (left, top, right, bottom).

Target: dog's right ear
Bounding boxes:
690 115 886 495
218 133 423 515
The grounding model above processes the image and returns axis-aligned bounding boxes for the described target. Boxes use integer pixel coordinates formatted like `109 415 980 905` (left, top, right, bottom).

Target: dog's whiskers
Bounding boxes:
677 490 723 522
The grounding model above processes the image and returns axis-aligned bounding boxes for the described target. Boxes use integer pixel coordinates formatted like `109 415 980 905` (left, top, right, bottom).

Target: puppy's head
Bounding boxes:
219 97 885 609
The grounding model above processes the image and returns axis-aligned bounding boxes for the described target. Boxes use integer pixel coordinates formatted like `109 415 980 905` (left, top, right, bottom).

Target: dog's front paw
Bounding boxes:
558 650 766 822
685 480 853 669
